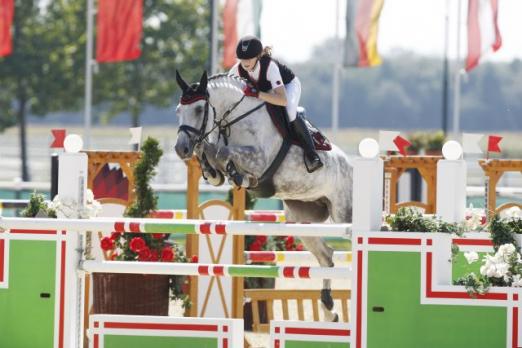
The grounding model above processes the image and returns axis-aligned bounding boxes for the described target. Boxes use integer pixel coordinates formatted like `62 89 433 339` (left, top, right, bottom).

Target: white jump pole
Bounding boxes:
82 261 351 280
245 251 353 264
59 134 88 348
436 141 467 223
352 139 384 232
0 217 351 237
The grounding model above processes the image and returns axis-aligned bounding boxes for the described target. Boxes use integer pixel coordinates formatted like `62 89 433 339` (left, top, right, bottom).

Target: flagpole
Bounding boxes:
209 0 219 75
84 0 95 149
441 0 450 135
331 0 341 138
452 0 462 139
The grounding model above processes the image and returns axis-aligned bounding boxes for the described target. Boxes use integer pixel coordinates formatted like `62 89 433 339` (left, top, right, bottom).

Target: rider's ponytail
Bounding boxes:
261 46 272 58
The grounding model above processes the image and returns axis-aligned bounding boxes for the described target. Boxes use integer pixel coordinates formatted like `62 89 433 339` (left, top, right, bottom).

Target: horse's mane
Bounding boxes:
207 73 246 96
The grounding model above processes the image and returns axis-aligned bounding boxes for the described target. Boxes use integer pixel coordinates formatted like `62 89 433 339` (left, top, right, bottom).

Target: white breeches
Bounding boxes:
284 77 301 122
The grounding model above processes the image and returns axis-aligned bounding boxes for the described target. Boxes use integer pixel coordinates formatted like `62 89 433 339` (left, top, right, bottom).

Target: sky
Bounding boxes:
260 0 522 64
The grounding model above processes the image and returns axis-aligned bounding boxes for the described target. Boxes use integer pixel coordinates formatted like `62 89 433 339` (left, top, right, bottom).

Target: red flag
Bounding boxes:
223 0 238 69
487 135 502 153
50 129 66 148
96 0 143 63
0 0 14 57
465 0 501 72
393 135 411 156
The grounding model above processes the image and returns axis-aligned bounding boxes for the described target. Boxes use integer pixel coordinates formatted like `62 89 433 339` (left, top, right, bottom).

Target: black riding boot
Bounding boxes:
291 116 323 173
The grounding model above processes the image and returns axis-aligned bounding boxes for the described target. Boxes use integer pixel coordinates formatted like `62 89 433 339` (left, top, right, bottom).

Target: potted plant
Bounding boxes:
386 207 463 234
21 192 56 218
406 133 426 156
454 211 522 296
94 137 191 315
425 131 445 156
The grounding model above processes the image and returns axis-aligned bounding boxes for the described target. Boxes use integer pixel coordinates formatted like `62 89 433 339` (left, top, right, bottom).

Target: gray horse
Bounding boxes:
174 71 353 322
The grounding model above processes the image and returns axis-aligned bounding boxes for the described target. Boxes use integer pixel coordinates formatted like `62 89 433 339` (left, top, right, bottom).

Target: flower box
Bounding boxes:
92 273 170 315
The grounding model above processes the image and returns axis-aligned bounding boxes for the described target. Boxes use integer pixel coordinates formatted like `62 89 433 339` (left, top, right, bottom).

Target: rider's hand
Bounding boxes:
243 84 259 98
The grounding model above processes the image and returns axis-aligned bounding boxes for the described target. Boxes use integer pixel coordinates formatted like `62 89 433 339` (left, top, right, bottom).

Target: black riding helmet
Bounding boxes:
236 35 263 59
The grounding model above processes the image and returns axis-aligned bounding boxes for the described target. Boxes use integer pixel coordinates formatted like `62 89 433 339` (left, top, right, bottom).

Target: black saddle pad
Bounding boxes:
265 104 332 151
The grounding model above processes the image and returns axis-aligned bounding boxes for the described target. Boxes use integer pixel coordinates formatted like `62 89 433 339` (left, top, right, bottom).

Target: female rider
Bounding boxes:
228 35 323 173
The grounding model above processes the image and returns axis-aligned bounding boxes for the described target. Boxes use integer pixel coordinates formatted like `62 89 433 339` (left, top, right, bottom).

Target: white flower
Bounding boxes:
498 244 517 261
85 189 95 203
464 251 479 264
481 255 510 278
464 205 486 231
501 206 522 220
512 274 522 287
50 189 101 219
495 262 510 278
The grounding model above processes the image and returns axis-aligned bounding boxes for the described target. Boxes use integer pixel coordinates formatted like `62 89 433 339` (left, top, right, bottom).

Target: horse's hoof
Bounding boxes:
206 172 224 186
246 175 258 188
333 313 339 322
321 289 334 311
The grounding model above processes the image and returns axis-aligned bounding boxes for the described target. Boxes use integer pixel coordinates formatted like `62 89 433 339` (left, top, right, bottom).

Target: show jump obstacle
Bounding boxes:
383 155 441 214
479 159 522 219
2 142 522 348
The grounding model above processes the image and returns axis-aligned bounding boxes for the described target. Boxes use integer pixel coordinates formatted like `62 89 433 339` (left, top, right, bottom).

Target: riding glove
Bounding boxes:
243 84 259 98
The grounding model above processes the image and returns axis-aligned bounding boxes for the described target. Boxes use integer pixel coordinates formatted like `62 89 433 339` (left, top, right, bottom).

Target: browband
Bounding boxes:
180 94 207 105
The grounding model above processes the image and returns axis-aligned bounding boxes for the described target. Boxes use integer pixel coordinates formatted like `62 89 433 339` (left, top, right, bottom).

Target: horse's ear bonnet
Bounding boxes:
176 70 209 104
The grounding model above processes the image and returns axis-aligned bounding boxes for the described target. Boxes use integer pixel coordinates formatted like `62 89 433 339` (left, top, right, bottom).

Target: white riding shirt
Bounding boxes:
229 60 301 122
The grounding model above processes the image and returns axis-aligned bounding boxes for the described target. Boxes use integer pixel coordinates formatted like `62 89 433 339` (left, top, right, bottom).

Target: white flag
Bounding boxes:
129 127 142 146
462 133 484 154
379 130 400 152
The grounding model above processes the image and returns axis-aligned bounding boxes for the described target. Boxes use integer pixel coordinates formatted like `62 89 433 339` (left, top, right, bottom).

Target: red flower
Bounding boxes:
181 282 189 294
110 231 122 241
130 237 146 252
249 240 262 251
110 252 118 260
191 255 199 263
285 236 295 250
161 247 175 262
138 247 152 261
296 244 304 251
100 237 115 251
152 233 165 240
256 235 268 245
150 250 159 262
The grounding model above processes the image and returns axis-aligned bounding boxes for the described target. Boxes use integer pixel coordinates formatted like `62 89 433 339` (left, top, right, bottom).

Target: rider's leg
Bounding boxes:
285 78 323 173
291 116 323 173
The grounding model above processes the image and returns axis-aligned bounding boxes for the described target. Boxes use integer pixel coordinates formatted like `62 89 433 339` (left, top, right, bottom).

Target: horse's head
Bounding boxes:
174 70 210 160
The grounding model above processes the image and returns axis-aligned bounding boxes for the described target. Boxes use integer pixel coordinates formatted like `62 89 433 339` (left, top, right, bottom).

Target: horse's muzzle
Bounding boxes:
174 136 194 160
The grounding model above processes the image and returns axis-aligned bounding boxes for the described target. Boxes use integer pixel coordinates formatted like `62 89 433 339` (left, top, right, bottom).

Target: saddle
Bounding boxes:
265 105 332 152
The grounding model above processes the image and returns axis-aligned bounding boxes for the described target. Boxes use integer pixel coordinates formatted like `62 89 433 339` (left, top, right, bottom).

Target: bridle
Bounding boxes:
177 94 214 145
177 89 265 147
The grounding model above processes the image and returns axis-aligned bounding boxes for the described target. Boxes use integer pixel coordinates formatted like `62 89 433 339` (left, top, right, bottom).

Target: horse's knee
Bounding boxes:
216 146 231 163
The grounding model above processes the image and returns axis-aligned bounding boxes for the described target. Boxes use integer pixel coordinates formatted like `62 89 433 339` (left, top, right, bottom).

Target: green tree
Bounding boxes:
0 0 86 180
0 0 211 180
93 0 210 127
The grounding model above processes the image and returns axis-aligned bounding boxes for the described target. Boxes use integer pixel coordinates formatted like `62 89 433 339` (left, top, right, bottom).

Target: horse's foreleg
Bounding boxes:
195 143 225 186
300 236 339 322
216 145 266 187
